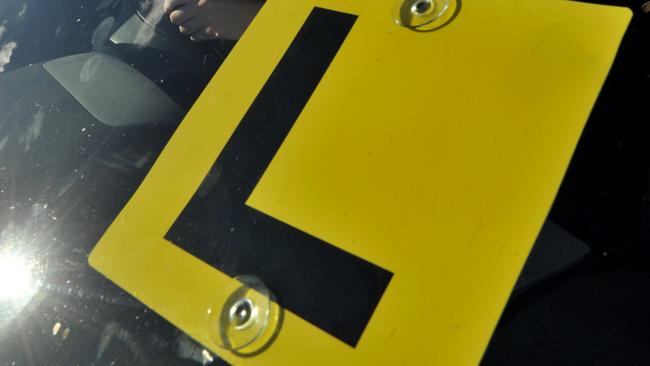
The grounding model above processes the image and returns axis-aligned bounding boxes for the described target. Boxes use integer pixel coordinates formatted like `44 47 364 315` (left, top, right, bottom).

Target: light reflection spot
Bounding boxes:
0 253 36 300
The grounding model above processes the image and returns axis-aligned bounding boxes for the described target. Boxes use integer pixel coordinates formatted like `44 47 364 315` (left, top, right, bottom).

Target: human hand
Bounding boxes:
163 0 263 41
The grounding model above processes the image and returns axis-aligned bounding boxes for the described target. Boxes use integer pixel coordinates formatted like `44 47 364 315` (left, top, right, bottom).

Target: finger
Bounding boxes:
178 17 210 35
190 26 220 42
169 2 199 25
189 31 208 42
163 0 193 13
204 26 220 40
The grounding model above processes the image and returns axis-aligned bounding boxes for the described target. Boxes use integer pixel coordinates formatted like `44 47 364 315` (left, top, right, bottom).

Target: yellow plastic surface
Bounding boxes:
89 1 631 365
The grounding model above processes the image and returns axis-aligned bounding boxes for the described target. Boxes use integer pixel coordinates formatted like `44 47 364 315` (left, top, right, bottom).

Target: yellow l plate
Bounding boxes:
89 0 630 365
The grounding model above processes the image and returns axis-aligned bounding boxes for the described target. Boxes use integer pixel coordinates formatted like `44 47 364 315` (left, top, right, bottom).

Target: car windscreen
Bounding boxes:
0 1 233 365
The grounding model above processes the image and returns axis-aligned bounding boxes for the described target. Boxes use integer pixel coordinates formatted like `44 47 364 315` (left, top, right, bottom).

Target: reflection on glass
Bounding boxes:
0 251 40 330
0 31 17 73
0 253 35 299
0 0 247 363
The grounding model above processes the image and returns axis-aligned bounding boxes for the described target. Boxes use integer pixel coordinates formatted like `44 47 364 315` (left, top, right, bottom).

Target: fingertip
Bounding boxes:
163 0 179 13
164 0 191 14
169 9 182 25
204 27 220 40
189 34 204 43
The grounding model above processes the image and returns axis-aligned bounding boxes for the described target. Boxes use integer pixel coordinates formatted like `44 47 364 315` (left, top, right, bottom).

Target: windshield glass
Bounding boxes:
0 1 646 366
0 1 237 365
